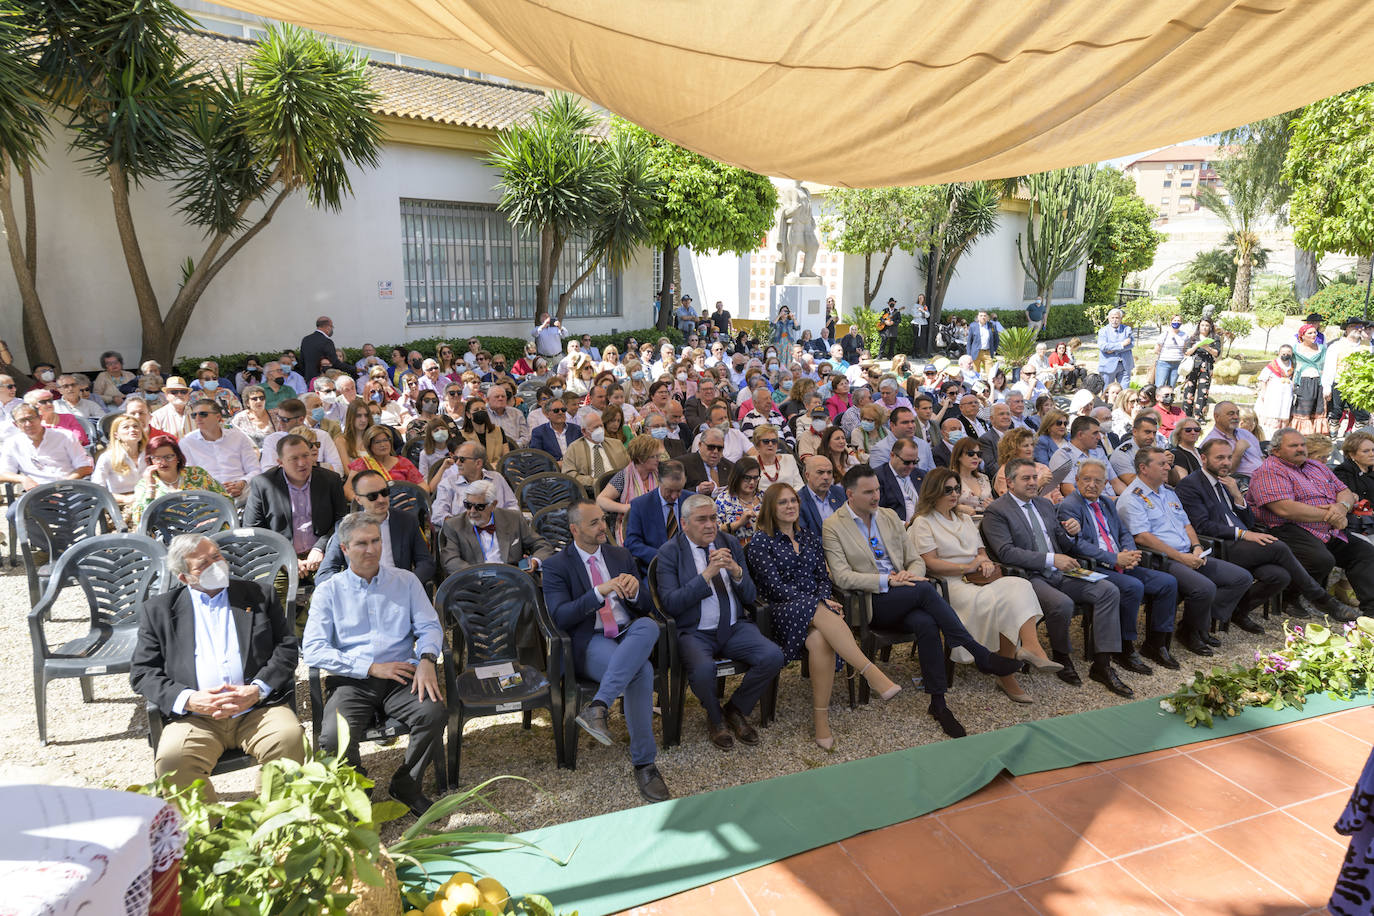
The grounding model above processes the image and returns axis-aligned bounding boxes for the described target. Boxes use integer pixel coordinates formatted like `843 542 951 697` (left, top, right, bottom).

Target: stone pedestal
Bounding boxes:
769 283 828 339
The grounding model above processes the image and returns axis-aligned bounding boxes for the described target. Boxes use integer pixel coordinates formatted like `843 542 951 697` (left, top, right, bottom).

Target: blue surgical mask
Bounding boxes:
310 407 325 422
432 430 449 444
202 379 218 391
782 380 794 392
1171 321 1181 330
860 420 876 432
947 430 966 443
631 371 645 381
550 386 564 397
649 427 669 440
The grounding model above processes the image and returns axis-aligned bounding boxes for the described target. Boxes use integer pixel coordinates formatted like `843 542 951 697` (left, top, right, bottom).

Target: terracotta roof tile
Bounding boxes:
177 28 548 132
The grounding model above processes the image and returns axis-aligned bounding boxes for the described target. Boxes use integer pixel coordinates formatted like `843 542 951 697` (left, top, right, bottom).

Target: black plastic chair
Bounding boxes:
499 448 558 494
98 412 121 443
2 481 19 568
836 575 954 706
435 564 564 784
135 490 238 544
517 472 583 515
387 480 430 527
16 480 125 606
537 584 671 770
646 557 778 747
210 528 300 618
531 503 574 552
402 436 425 467
30 533 166 744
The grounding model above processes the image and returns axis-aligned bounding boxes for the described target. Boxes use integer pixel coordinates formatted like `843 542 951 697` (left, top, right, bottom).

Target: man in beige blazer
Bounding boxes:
822 465 1021 738
439 479 556 577
561 411 629 490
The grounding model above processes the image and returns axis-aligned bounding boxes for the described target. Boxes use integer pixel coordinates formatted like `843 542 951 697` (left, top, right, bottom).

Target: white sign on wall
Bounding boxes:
377 281 394 299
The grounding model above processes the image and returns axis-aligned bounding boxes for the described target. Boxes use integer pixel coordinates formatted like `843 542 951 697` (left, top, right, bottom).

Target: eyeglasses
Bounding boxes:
457 454 482 463
742 474 760 483
164 388 189 395
463 500 489 511
248 395 265 402
0 383 13 389
942 484 962 495
1053 420 1068 427
547 407 566 414
33 396 53 404
79 387 91 394
703 443 724 451
358 486 391 501
150 453 178 463
1180 426 1201 433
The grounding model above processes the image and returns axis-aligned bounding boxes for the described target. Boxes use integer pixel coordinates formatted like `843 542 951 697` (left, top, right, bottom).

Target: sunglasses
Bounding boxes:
189 411 214 419
942 484 962 495
1053 420 1068 427
703 443 724 451
742 474 760 483
547 407 566 414
358 486 392 501
1180 426 1201 433
463 500 489 511
248 395 265 401
758 438 779 446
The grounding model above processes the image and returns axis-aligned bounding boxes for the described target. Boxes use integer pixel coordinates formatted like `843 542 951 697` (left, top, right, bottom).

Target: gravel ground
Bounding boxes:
2 557 1319 842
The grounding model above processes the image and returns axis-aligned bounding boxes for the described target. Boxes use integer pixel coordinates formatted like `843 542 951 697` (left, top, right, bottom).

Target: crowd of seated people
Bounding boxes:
6 310 1371 812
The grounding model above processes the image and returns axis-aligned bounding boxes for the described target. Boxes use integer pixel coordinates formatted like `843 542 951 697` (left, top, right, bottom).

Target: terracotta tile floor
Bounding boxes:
619 708 1370 916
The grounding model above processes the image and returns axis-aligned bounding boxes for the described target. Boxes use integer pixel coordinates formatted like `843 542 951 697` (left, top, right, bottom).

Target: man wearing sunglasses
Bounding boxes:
179 399 259 502
681 428 735 494
317 469 434 585
876 438 927 524
528 399 582 461
431 441 517 527
258 398 344 477
438 479 553 577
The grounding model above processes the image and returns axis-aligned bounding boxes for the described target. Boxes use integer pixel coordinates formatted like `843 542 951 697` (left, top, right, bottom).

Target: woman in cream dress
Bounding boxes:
907 468 1060 704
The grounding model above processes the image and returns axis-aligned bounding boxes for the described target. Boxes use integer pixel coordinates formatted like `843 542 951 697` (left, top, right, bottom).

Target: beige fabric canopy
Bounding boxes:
221 0 1374 186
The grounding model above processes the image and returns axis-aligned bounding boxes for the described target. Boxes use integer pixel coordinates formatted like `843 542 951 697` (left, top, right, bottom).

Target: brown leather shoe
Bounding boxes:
707 719 734 749
723 706 760 746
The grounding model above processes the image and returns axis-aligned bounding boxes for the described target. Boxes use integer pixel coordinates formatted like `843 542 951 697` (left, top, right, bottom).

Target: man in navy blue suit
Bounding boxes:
624 461 689 569
797 455 846 534
654 494 784 749
541 499 669 802
1058 459 1180 674
528 400 581 461
1176 439 1345 622
876 438 927 523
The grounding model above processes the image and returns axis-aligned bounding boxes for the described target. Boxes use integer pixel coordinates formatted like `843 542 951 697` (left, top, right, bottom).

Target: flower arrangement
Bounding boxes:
1163 618 1374 727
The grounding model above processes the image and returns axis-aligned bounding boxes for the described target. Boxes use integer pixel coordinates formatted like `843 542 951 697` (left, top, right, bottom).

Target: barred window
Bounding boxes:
400 199 620 325
1023 266 1078 301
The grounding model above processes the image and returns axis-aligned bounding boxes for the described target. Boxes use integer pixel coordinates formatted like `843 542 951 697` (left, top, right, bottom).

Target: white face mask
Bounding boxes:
676 372 687 382
587 427 606 444
39 370 54 382
202 379 218 391
195 559 229 592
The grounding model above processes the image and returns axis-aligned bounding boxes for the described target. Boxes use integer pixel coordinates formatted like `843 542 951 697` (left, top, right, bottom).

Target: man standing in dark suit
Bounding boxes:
654 494 784 749
1058 460 1180 674
438 478 554 576
542 500 669 802
243 435 349 580
680 428 735 494
878 297 902 359
298 315 335 383
982 457 1127 693
1177 439 1346 621
318 469 435 585
876 438 926 523
840 327 863 364
131 534 304 801
624 462 689 569
528 401 581 461
797 455 845 534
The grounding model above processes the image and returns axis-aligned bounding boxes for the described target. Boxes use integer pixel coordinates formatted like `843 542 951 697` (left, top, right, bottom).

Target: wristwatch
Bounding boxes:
420 652 438 664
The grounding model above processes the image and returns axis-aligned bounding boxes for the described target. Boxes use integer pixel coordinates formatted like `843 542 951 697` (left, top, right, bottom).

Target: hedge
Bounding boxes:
174 326 685 378
1304 283 1374 326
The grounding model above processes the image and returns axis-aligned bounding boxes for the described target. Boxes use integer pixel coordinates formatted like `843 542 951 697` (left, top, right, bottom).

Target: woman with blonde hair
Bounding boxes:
909 468 1058 704
93 414 149 508
231 384 275 447
596 433 665 541
850 402 887 457
1034 409 1070 464
624 359 650 406
745 483 901 750
750 424 802 491
334 398 375 465
993 427 1059 503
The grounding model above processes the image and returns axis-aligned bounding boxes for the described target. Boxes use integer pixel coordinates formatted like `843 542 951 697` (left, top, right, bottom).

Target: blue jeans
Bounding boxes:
580 617 660 766
1154 360 1181 387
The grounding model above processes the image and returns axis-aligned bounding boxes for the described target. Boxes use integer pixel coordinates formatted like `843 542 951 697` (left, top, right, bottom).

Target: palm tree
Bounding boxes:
920 181 1002 325
1198 152 1274 311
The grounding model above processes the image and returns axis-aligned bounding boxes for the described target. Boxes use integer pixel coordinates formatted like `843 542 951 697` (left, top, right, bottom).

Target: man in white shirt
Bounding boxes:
0 405 92 516
868 406 934 472
258 399 343 477
431 441 517 526
574 384 611 427
151 377 195 437
691 404 751 463
1004 391 1036 430
178 399 259 502
0 374 22 425
417 360 445 393
1012 366 1049 403
556 340 583 378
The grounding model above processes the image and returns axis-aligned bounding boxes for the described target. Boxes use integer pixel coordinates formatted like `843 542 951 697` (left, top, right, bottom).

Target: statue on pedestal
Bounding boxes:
773 180 821 285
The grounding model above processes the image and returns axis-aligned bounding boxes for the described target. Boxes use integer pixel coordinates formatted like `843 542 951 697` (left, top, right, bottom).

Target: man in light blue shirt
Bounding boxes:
1096 309 1135 386
304 512 445 817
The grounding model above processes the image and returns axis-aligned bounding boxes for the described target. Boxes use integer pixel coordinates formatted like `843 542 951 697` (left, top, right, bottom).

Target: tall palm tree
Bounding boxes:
921 181 1002 323
1198 152 1274 311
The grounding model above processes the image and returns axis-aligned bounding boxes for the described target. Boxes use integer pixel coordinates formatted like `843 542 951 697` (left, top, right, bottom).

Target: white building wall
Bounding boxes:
0 130 655 370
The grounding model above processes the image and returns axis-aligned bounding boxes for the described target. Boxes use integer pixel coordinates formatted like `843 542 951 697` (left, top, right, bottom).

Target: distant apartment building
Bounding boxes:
1124 144 1227 223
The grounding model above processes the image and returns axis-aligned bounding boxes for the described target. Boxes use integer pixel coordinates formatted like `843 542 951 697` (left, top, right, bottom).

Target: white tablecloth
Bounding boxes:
0 785 183 916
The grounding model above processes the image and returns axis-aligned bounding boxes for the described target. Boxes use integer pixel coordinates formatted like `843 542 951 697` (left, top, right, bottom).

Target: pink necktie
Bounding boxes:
1090 501 1121 571
587 556 619 638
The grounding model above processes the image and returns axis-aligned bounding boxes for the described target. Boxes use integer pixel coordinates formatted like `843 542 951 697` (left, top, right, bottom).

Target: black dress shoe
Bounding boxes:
1312 593 1359 622
707 719 734 750
633 763 671 802
928 701 967 738
1089 665 1134 698
723 705 760 746
575 702 614 745
1202 630 1221 647
1051 652 1081 686
1180 630 1214 656
1231 613 1265 635
1142 637 1181 670
389 773 435 819
976 651 1023 677
1116 650 1153 676
1284 598 1312 619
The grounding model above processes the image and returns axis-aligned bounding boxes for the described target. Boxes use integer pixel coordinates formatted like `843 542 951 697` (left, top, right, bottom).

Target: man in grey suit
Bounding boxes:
978 403 1013 473
439 479 555 576
981 457 1128 694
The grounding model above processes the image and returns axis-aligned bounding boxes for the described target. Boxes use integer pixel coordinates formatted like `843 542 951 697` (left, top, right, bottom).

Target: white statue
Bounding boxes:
774 180 821 285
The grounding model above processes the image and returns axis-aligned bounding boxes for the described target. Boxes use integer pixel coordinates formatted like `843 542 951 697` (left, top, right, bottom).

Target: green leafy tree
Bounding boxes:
1084 168 1163 305
1198 151 1275 311
818 186 934 308
612 119 776 331
1017 165 1113 314
7 4 385 366
0 1 51 365
1179 249 1235 290
490 95 661 323
1286 86 1374 299
919 181 1002 327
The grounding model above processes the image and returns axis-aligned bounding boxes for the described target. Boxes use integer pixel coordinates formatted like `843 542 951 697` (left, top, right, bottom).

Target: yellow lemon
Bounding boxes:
405 911 425 916
445 872 476 887
475 877 509 910
423 901 446 916
444 882 482 914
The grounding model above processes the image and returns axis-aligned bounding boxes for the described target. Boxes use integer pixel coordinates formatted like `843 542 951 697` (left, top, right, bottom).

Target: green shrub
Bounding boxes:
1084 266 1123 306
891 303 1097 352
175 326 683 378
1305 283 1373 325
1122 298 1172 331
1216 314 1254 356
1176 282 1230 322
1337 350 1374 413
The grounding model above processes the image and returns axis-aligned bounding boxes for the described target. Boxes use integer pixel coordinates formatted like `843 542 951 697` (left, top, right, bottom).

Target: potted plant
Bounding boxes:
994 326 1038 381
